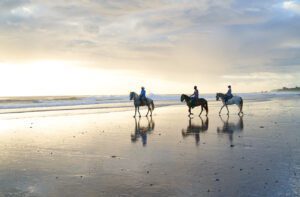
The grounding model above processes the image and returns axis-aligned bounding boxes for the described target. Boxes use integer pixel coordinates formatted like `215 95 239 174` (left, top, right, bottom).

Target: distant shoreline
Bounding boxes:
274 87 300 92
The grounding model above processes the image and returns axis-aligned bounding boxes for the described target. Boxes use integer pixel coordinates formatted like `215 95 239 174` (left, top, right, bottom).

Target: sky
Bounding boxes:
0 0 300 96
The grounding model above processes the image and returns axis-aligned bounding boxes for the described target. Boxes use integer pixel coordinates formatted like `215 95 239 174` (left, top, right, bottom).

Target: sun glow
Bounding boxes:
0 60 191 96
0 60 138 96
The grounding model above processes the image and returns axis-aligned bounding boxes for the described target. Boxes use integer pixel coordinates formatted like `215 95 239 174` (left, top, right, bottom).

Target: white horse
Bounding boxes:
216 93 243 115
129 92 155 117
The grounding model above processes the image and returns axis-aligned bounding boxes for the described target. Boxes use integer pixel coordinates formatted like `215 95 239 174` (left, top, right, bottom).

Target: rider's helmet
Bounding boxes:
194 85 197 89
141 86 145 89
228 85 231 88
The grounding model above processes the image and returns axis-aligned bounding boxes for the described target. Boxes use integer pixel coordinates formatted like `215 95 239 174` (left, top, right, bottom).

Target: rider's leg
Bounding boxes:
224 95 228 104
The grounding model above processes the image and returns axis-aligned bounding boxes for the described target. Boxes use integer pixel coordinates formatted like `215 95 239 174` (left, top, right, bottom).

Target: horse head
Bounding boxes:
180 94 185 102
216 93 221 101
129 92 137 100
180 94 189 102
129 92 133 100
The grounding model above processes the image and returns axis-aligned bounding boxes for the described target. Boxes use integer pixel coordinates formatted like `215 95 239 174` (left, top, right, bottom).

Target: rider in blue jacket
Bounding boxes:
225 85 233 103
140 87 146 103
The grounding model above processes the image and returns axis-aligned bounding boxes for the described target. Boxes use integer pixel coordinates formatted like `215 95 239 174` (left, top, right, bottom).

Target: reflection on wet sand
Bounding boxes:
181 117 209 145
131 117 155 146
217 115 244 144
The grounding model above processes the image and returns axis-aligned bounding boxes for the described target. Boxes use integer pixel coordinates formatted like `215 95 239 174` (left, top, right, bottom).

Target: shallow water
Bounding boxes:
0 98 299 196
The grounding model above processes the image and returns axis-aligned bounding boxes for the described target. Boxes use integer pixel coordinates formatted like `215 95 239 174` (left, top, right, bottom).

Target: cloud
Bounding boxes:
283 1 300 13
0 0 300 93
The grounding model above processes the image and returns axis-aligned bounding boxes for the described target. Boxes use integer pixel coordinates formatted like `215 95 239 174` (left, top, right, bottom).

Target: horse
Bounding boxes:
216 93 243 115
130 92 155 117
180 94 208 116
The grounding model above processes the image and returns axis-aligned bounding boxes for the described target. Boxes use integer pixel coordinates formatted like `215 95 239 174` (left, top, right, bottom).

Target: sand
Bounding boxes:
0 98 299 196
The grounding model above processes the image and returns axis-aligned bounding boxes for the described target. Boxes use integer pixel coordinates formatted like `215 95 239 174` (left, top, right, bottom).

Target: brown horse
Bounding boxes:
180 94 208 116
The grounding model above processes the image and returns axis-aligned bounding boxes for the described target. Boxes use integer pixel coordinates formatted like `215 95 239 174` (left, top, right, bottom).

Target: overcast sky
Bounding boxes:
0 0 299 96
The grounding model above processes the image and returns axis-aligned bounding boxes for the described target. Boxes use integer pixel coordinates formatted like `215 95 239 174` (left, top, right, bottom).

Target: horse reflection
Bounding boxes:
217 115 244 144
131 117 155 146
182 117 209 146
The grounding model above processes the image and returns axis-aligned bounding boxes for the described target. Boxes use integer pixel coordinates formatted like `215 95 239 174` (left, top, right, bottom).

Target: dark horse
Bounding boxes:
180 94 208 116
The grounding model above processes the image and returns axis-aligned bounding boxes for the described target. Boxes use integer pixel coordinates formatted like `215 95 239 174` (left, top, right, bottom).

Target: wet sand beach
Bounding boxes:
0 98 299 196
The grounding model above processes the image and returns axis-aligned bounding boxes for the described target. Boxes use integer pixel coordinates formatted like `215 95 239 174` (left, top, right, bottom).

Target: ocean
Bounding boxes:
0 92 299 114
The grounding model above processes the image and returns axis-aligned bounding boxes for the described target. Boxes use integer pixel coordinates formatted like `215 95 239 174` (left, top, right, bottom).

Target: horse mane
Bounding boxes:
181 94 190 101
130 91 138 96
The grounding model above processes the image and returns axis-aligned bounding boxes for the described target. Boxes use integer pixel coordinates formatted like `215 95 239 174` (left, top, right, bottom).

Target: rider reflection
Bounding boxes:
131 117 155 146
181 116 209 146
217 115 244 144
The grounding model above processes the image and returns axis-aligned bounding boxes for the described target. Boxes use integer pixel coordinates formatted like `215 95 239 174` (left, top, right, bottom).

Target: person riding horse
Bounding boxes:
140 86 146 105
190 86 199 106
224 85 233 103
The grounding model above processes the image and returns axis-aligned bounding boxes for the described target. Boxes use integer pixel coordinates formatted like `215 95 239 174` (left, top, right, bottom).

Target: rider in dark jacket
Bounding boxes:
190 86 199 105
225 85 233 103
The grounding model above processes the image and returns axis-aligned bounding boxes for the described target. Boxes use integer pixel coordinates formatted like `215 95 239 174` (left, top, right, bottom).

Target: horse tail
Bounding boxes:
151 101 155 111
205 100 209 114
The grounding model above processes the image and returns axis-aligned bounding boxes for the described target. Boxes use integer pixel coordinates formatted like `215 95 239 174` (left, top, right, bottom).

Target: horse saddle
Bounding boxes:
189 98 199 107
226 97 234 104
140 98 147 105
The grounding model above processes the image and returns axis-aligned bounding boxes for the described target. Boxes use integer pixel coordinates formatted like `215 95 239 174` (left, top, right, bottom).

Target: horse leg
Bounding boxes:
237 104 241 115
146 106 150 117
225 105 229 115
138 107 141 117
134 107 137 117
240 102 244 115
199 106 203 116
219 105 225 115
188 107 193 116
238 106 244 115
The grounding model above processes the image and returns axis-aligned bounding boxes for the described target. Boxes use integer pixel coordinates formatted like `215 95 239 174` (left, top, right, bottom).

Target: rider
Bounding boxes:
190 86 199 105
140 86 146 104
225 85 233 103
